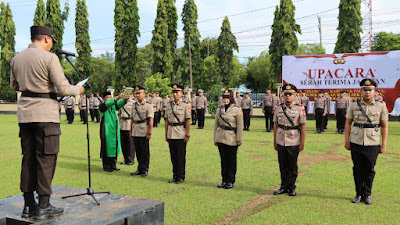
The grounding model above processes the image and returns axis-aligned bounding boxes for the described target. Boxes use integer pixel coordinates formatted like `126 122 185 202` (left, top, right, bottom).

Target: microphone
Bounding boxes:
56 49 78 57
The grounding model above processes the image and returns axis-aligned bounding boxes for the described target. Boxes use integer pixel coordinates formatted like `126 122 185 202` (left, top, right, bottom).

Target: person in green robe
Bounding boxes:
100 91 128 172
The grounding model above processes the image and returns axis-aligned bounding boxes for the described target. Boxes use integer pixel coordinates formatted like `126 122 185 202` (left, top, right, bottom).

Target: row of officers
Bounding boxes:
100 79 388 206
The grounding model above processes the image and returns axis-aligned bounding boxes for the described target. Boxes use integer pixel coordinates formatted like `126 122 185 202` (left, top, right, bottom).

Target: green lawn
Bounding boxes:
1 114 399 224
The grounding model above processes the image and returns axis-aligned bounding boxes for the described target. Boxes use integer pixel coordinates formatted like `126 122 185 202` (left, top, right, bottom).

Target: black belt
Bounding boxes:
353 123 380 128
134 120 147 124
121 117 131 120
218 125 237 131
170 122 185 126
279 124 300 131
21 91 57 100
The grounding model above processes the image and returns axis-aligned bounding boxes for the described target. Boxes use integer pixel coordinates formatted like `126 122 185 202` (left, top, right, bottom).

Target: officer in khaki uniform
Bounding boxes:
162 93 171 122
130 86 154 177
89 93 95 122
65 96 76 124
196 89 207 129
151 92 161 127
241 92 253 131
93 93 101 122
214 90 243 189
262 88 274 132
165 84 191 184
300 90 309 114
323 90 331 130
345 79 388 205
79 93 88 124
234 91 243 108
119 93 136 165
314 90 328 133
335 90 350 134
273 84 306 197
191 92 197 125
10 25 83 219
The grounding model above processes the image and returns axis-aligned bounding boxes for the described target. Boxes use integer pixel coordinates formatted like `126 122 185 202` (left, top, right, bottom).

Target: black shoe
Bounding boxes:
197 127 201 129
218 182 227 188
105 169 114 172
126 161 134 165
314 130 319 134
141 171 148 177
336 130 340 134
35 204 64 220
288 189 296 196
352 195 362 203
120 161 126 165
263 130 268 132
364 196 372 205
273 188 288 195
22 204 38 218
224 183 233 189
112 168 120 171
169 177 177 183
175 178 184 184
130 170 141 176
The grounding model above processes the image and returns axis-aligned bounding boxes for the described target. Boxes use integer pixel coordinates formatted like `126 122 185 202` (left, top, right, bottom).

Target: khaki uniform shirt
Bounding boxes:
131 101 154 137
274 103 306 146
151 96 161 111
325 95 331 112
214 105 243 146
119 98 135 131
262 94 274 108
273 96 280 110
165 99 191 139
89 97 94 109
10 44 80 123
294 96 302 105
234 96 243 108
79 97 87 109
314 97 328 114
182 97 190 104
335 96 349 111
374 95 384 103
196 96 208 111
65 96 76 109
346 99 388 146
301 96 309 108
241 97 253 114
145 96 151 103
162 97 171 111
191 96 197 109
93 97 101 109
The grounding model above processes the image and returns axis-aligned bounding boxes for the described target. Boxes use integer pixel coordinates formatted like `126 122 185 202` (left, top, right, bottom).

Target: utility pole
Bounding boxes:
189 35 193 90
207 38 210 57
317 15 322 46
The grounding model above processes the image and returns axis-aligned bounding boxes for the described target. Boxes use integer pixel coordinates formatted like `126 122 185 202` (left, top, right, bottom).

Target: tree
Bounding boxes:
246 51 272 92
296 43 326 55
33 0 46 26
200 38 217 58
334 0 362 53
0 2 16 101
216 16 238 84
372 32 400 51
165 0 178 52
114 0 140 92
144 72 172 94
269 1 301 83
181 0 202 88
45 0 69 56
136 45 153 85
151 0 174 81
75 0 93 80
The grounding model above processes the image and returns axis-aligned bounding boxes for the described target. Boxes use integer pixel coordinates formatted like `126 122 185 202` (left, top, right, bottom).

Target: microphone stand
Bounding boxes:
61 55 110 205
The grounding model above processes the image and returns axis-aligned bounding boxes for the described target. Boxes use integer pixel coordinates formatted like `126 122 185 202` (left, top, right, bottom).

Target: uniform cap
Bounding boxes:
222 90 231 98
360 78 377 89
266 87 271 91
164 93 169 96
282 84 298 93
198 89 204 93
301 90 306 93
30 26 58 43
102 91 112 97
134 85 146 93
171 83 184 92
340 90 346 93
221 88 225 92
318 90 324 94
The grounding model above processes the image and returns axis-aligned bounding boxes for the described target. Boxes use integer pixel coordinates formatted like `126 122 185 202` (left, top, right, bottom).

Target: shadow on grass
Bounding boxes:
298 192 350 201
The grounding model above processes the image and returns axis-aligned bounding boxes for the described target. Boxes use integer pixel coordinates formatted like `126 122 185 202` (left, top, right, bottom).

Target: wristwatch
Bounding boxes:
147 133 152 136
185 135 190 138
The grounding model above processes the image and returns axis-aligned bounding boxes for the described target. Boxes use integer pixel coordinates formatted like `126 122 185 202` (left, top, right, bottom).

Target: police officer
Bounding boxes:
234 91 243 108
10 25 84 219
323 90 331 130
345 79 388 205
273 84 306 197
300 90 309 114
262 88 274 132
314 90 328 133
89 93 95 122
79 93 88 124
65 95 76 124
196 89 208 129
182 91 190 103
78 93 84 122
214 90 243 189
119 93 136 165
130 86 154 177
335 90 350 134
191 92 197 125
165 84 191 184
241 92 253 131
162 93 171 122
93 93 101 123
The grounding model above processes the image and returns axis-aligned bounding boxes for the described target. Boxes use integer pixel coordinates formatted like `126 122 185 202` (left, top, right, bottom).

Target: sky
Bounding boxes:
4 0 400 63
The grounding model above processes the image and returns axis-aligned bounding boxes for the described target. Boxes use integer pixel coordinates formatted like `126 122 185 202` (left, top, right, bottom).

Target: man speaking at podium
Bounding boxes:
10 25 84 220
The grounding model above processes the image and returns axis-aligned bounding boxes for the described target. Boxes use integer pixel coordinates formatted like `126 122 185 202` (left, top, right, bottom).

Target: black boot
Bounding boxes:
35 195 64 220
22 192 37 218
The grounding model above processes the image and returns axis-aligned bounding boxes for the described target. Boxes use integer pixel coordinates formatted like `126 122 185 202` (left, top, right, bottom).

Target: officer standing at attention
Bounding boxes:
273 84 306 197
300 90 309 114
65 96 75 124
323 90 331 130
345 79 388 205
314 90 328 133
234 91 243 108
162 93 171 123
130 86 154 177
151 92 160 127
119 93 136 166
93 93 101 123
191 92 197 125
335 90 349 134
10 25 84 219
196 89 208 129
214 90 243 189
241 92 253 131
89 93 95 122
80 93 88 124
165 84 191 184
78 94 84 122
262 88 274 132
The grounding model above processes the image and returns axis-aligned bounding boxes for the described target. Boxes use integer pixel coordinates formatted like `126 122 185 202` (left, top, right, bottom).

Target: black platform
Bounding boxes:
0 186 164 225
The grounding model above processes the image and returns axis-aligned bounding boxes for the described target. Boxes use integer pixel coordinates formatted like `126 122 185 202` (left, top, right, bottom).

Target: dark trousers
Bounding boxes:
315 108 324 131
79 109 84 121
277 144 299 190
323 112 329 129
120 130 135 163
197 108 205 128
264 106 273 130
157 111 162 124
191 109 197 125
168 139 187 180
94 108 100 122
133 137 150 173
81 109 88 124
336 108 346 130
153 111 159 127
102 157 117 170
218 143 238 184
89 109 95 121
19 123 60 195
66 108 74 123
243 109 251 129
304 106 308 115
350 143 379 196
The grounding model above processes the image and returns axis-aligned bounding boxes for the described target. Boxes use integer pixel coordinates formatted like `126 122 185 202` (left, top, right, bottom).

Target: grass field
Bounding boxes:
0 114 399 225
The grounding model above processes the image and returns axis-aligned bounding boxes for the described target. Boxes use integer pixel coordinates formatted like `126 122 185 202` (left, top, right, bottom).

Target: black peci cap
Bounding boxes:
103 91 112 97
30 26 58 43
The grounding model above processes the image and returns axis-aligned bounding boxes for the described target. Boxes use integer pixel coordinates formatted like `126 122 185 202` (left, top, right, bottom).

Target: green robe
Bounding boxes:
99 98 126 157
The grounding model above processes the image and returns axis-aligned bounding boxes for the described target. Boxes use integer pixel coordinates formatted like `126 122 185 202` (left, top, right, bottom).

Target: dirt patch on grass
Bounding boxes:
216 141 348 225
253 156 265 160
259 142 266 146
